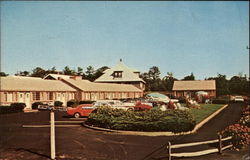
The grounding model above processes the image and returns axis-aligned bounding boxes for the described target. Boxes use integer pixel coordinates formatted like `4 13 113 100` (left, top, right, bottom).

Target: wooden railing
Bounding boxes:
167 135 233 160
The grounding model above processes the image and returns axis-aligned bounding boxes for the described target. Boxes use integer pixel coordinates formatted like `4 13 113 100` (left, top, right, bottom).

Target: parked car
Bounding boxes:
93 100 134 111
233 96 244 102
38 104 53 111
67 104 95 118
133 102 152 111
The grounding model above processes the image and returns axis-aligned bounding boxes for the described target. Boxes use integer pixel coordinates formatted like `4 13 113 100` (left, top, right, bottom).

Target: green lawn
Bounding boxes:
189 104 224 123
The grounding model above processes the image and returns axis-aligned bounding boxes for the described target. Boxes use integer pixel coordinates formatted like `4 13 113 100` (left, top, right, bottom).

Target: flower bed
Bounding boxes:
220 105 250 150
86 106 196 133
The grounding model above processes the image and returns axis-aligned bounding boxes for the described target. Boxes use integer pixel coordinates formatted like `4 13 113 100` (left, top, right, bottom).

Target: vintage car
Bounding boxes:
133 102 152 111
93 100 135 111
67 104 95 118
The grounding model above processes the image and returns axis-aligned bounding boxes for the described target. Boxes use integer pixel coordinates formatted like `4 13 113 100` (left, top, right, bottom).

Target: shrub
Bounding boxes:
0 103 26 114
212 99 229 104
54 101 63 107
221 124 250 150
32 102 43 109
86 107 196 133
178 97 186 103
220 105 250 150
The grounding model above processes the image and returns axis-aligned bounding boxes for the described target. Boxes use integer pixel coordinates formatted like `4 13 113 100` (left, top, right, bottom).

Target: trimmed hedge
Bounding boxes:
54 101 63 107
0 103 26 114
86 107 196 133
212 99 230 104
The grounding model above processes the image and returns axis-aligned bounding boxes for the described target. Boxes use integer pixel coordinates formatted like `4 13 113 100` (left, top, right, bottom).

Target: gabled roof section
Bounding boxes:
43 74 79 80
0 76 76 92
62 79 142 92
172 80 216 91
95 61 145 83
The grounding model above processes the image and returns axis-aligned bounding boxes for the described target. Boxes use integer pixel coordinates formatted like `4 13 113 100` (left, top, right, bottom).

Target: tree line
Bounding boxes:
0 66 249 96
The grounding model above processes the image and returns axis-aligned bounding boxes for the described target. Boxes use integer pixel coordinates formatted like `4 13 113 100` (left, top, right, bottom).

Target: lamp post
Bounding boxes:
50 107 56 160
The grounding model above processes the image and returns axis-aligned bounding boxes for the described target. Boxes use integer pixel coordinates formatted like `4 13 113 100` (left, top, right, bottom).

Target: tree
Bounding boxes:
30 67 46 78
140 72 151 91
182 72 195 80
77 67 83 76
63 66 76 75
15 71 30 76
162 72 178 91
229 74 249 95
0 72 8 76
207 74 229 96
93 66 109 80
148 66 161 81
46 66 59 74
85 66 95 81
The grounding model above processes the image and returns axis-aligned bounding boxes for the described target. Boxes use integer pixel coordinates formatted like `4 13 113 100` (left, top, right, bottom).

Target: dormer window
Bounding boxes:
113 71 123 78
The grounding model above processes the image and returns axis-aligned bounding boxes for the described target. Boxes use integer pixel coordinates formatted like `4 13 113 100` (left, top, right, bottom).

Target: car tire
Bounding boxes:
74 113 81 118
127 108 134 111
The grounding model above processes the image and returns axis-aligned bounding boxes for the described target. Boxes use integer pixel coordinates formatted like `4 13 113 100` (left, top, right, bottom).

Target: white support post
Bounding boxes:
168 141 171 160
218 134 222 154
50 110 56 159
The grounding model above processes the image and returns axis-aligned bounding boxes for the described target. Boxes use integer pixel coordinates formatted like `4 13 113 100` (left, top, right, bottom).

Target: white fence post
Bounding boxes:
50 110 56 159
218 134 222 154
168 141 171 160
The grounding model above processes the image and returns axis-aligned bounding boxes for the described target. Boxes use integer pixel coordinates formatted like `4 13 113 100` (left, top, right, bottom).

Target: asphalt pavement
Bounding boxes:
0 103 248 160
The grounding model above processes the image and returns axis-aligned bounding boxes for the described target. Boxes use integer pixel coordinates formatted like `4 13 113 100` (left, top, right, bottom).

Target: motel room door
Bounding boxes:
18 92 31 109
25 93 31 109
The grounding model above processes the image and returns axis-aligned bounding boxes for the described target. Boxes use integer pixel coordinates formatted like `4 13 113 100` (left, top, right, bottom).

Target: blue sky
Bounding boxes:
1 1 249 80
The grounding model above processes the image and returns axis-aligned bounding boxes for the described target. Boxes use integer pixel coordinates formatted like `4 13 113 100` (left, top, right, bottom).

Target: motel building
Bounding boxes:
95 60 146 90
44 74 143 101
0 76 76 109
0 74 143 109
172 80 216 98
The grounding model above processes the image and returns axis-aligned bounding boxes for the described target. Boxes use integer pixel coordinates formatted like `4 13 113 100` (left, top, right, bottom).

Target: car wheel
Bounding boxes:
74 113 81 118
127 108 134 111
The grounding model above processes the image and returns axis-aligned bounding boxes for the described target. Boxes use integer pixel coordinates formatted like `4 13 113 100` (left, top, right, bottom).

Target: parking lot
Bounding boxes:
0 103 248 160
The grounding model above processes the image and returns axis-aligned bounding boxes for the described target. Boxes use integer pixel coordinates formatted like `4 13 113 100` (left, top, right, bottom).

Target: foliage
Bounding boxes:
0 72 8 76
54 101 63 107
0 103 26 114
32 102 43 109
15 71 30 76
63 66 76 75
182 72 195 80
30 67 46 77
86 107 196 133
212 99 230 104
220 105 250 150
207 74 230 96
239 105 250 126
221 124 250 150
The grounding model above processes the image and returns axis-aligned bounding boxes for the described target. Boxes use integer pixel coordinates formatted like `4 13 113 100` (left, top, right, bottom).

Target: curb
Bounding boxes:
23 109 39 113
83 104 228 136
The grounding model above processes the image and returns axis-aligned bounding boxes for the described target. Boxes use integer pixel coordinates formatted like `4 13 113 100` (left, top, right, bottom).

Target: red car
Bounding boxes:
67 104 95 118
133 102 152 111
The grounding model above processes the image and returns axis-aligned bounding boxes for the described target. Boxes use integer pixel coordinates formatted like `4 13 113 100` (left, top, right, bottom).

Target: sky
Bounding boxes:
1 1 249 80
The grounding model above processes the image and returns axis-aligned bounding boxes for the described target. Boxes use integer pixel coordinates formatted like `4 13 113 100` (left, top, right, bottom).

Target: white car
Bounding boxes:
234 96 244 102
93 100 134 111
